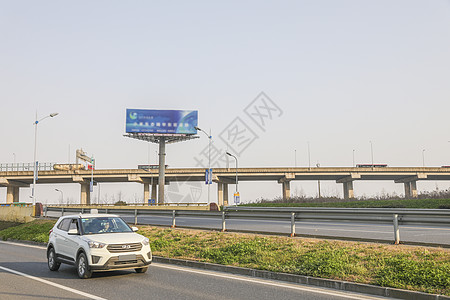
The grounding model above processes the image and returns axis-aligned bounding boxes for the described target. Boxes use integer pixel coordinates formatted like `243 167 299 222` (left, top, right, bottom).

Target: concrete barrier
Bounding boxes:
0 204 34 222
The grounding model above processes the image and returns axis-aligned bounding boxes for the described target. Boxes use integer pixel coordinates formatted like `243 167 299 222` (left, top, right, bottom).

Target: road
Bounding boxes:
0 241 394 300
46 211 450 245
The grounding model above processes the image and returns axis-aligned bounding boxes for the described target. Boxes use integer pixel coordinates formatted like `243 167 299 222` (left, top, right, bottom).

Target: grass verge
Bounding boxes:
242 198 450 209
0 219 55 243
1 219 448 296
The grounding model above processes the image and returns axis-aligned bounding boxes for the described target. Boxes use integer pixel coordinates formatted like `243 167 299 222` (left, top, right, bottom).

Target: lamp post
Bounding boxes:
307 142 311 170
32 112 59 205
226 151 238 205
55 188 63 205
369 141 374 169
422 149 426 167
294 149 297 167
316 163 321 198
97 182 101 205
352 149 355 167
195 126 212 205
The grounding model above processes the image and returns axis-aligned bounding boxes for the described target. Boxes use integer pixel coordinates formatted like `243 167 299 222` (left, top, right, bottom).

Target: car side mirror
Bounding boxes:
68 228 79 235
131 226 138 232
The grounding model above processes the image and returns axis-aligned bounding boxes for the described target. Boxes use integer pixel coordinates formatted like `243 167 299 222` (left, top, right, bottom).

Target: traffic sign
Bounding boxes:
233 192 240 205
205 168 212 185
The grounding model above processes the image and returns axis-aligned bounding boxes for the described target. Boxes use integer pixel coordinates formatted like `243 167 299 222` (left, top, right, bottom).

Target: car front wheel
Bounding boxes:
47 248 60 271
135 267 148 273
76 252 92 279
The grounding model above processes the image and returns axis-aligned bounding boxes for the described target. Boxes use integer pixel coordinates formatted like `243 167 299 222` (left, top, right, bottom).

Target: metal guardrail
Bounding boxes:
45 203 208 207
43 206 450 245
0 162 55 172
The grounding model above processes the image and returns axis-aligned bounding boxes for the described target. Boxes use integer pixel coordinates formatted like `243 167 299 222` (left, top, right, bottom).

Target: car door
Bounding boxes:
54 218 71 257
65 218 81 261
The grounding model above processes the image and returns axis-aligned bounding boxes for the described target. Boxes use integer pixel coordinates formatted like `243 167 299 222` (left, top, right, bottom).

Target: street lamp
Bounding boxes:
294 149 297 167
369 141 374 168
422 149 426 167
226 151 238 205
352 149 355 167
316 163 321 198
55 188 63 205
195 126 212 205
32 112 59 204
307 142 311 170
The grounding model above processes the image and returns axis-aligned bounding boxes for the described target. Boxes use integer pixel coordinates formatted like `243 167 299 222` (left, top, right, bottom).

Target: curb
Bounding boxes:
153 256 450 300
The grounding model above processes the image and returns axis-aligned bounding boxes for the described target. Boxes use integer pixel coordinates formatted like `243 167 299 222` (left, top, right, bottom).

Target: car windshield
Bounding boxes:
80 217 132 235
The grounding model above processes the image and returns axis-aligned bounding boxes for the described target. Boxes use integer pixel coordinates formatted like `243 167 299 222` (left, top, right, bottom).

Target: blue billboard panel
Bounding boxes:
126 109 198 134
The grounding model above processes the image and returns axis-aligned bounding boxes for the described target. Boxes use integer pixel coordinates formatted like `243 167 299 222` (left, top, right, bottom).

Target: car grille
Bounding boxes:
114 260 138 265
107 243 142 253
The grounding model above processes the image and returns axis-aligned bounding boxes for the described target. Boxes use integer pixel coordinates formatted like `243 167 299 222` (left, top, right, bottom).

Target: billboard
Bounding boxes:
126 109 198 134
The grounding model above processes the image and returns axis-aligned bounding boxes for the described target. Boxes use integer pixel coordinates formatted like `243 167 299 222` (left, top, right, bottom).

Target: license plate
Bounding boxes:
118 254 136 261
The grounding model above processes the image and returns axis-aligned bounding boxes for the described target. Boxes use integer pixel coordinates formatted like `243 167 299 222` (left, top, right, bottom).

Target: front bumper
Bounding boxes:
88 244 152 271
90 254 152 271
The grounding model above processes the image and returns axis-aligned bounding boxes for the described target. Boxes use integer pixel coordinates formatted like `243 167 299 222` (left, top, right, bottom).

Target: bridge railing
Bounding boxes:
45 203 208 207
0 162 55 171
43 205 450 245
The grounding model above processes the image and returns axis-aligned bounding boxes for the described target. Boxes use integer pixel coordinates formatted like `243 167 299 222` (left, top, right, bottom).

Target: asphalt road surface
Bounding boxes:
0 241 395 300
46 212 450 245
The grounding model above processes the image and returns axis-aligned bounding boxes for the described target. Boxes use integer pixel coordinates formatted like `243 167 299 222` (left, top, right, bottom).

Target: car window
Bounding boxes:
57 218 71 232
81 217 132 235
69 219 79 232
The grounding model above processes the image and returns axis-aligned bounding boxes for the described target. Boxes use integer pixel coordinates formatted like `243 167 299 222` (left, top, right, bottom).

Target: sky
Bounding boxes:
1 0 450 204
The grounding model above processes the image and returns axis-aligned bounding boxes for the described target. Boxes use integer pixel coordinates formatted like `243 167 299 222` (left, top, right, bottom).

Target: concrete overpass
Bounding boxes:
1 167 450 205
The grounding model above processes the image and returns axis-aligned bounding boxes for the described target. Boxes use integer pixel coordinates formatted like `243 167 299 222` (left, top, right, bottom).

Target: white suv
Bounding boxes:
47 214 152 278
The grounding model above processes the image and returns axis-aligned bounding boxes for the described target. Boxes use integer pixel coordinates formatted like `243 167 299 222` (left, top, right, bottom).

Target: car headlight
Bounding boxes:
87 241 106 248
142 237 149 246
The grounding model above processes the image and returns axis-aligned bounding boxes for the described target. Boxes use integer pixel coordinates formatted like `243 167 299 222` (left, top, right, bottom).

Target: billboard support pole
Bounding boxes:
158 137 166 204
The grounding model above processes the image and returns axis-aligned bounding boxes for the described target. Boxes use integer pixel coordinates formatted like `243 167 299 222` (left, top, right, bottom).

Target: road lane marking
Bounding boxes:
0 265 107 300
0 241 46 249
152 263 384 300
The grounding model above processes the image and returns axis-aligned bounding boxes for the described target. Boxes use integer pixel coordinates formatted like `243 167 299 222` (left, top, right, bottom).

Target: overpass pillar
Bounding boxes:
151 183 157 201
410 181 417 198
404 182 411 198
6 186 20 203
217 182 224 207
223 183 229 206
279 174 295 200
80 183 91 205
343 181 354 199
404 181 418 198
144 182 149 204
282 181 291 200
158 137 166 204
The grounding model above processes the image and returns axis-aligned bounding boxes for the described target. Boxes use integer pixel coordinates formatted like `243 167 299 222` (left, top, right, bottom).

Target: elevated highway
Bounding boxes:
2 167 450 204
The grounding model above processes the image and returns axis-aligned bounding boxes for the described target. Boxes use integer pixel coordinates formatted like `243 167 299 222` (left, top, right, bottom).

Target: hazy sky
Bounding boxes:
1 1 450 204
